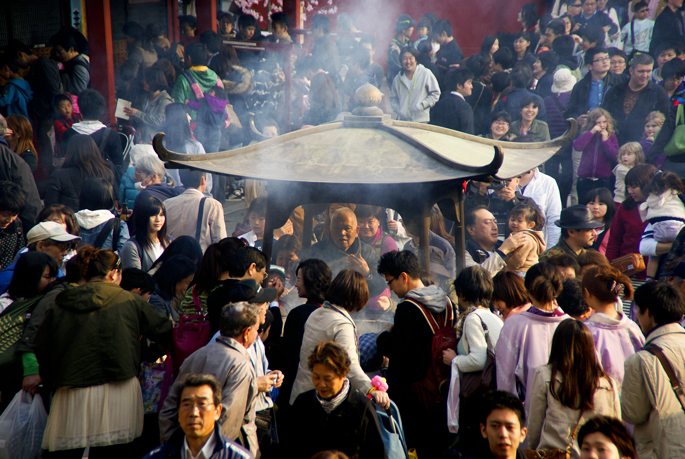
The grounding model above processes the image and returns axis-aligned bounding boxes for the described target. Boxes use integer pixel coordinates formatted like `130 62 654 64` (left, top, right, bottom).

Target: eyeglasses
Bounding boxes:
593 57 610 63
386 276 398 286
180 401 215 412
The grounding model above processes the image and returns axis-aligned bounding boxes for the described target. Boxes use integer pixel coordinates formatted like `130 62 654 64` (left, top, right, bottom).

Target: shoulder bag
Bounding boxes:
524 410 584 459
644 342 685 412
460 313 497 399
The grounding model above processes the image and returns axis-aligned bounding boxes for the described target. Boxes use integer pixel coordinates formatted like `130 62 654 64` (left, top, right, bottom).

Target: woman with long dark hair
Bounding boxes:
120 195 170 271
582 187 617 254
583 265 644 386
528 319 621 458
495 263 569 415
76 178 130 252
0 252 58 410
177 237 247 318
149 254 197 321
35 246 172 458
45 134 115 211
606 165 657 279
480 35 499 58
147 235 203 275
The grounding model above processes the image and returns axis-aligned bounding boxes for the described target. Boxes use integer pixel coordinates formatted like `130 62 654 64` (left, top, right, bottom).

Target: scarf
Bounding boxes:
455 305 479 340
316 377 350 414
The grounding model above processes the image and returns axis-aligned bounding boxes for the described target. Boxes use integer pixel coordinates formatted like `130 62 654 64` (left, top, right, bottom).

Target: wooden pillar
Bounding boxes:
168 0 180 43
85 0 115 125
282 0 302 42
302 204 314 252
262 191 277 281
196 0 217 34
454 189 466 273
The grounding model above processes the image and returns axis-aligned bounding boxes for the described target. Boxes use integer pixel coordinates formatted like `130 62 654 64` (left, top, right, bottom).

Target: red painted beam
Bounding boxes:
196 0 217 34
85 0 116 125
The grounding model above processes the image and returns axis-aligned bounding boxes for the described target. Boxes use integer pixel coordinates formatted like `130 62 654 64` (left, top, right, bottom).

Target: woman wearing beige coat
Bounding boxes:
527 319 621 459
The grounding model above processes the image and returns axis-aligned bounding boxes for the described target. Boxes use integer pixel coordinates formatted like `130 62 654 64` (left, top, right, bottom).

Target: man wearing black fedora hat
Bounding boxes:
386 14 416 85
540 205 603 262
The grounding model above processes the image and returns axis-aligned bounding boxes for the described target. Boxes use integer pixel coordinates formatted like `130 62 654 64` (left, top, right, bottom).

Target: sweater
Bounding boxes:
389 64 441 123
133 90 173 143
453 308 503 373
573 131 619 179
584 310 645 386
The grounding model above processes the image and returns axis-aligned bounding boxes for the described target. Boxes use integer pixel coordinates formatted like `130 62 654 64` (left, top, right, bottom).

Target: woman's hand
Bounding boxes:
371 390 390 409
123 106 138 117
601 129 609 141
442 348 457 366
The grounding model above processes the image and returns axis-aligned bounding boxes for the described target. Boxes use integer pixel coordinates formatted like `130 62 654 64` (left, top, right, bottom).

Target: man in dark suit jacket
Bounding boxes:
429 67 475 134
649 0 685 56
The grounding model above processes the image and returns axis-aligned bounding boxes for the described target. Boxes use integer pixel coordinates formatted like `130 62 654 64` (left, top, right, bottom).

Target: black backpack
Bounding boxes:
93 218 121 251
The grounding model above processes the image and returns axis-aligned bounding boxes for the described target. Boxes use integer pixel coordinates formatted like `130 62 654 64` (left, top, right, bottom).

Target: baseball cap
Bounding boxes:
27 221 81 246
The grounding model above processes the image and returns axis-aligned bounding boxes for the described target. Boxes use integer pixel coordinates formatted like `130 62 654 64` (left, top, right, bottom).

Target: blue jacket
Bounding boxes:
143 425 253 459
0 79 33 119
119 167 140 209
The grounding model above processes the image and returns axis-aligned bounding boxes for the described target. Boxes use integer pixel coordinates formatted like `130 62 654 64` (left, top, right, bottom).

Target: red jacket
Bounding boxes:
606 202 648 278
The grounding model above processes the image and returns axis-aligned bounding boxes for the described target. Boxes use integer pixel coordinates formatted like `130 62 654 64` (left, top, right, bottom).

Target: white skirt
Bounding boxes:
42 377 144 451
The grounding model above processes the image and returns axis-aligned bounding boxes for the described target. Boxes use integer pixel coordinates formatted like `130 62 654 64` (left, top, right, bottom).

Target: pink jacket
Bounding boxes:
495 308 570 416
584 310 645 387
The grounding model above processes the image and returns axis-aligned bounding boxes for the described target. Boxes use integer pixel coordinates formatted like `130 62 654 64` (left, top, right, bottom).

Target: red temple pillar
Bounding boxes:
168 0 180 43
85 0 116 125
196 0 217 34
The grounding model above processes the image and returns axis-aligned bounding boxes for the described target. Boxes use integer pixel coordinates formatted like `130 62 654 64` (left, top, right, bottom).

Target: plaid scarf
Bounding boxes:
315 377 350 414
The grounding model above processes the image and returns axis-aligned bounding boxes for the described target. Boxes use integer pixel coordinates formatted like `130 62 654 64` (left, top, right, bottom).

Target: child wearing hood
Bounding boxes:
505 203 546 275
0 56 33 121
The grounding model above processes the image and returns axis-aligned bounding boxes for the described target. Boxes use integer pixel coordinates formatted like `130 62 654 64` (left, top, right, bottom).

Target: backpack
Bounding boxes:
93 218 121 251
405 298 457 413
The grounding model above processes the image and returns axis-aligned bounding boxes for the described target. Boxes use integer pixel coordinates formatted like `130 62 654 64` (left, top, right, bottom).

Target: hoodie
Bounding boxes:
75 209 130 252
170 66 223 121
389 63 441 122
404 285 450 314
0 78 33 119
34 281 172 389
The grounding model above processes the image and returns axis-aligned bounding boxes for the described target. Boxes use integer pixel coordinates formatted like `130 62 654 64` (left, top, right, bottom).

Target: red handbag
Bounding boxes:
171 286 211 377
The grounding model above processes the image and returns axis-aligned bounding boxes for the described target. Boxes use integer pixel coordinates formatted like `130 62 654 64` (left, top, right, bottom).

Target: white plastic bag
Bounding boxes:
446 360 461 434
0 391 47 459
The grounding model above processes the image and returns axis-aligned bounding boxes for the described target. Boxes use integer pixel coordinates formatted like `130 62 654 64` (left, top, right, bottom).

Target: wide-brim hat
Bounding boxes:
395 14 416 32
552 68 576 94
554 205 604 230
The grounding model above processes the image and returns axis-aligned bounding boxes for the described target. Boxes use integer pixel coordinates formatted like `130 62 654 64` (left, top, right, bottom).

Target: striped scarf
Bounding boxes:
315 377 350 414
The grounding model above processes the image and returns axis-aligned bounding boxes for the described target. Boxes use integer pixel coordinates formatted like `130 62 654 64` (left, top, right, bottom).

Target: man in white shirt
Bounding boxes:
517 167 562 247
164 169 227 252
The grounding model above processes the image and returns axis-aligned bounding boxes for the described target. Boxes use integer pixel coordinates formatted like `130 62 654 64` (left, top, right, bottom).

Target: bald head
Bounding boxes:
330 207 359 251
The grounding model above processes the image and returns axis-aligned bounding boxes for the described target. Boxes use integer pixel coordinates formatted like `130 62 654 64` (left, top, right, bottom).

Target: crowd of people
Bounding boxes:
1 1 685 459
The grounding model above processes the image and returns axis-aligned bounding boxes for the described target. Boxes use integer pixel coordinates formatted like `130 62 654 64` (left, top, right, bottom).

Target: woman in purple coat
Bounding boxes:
582 265 644 386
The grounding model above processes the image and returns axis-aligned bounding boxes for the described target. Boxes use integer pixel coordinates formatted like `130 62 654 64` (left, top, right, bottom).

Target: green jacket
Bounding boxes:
34 281 172 389
170 67 223 121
